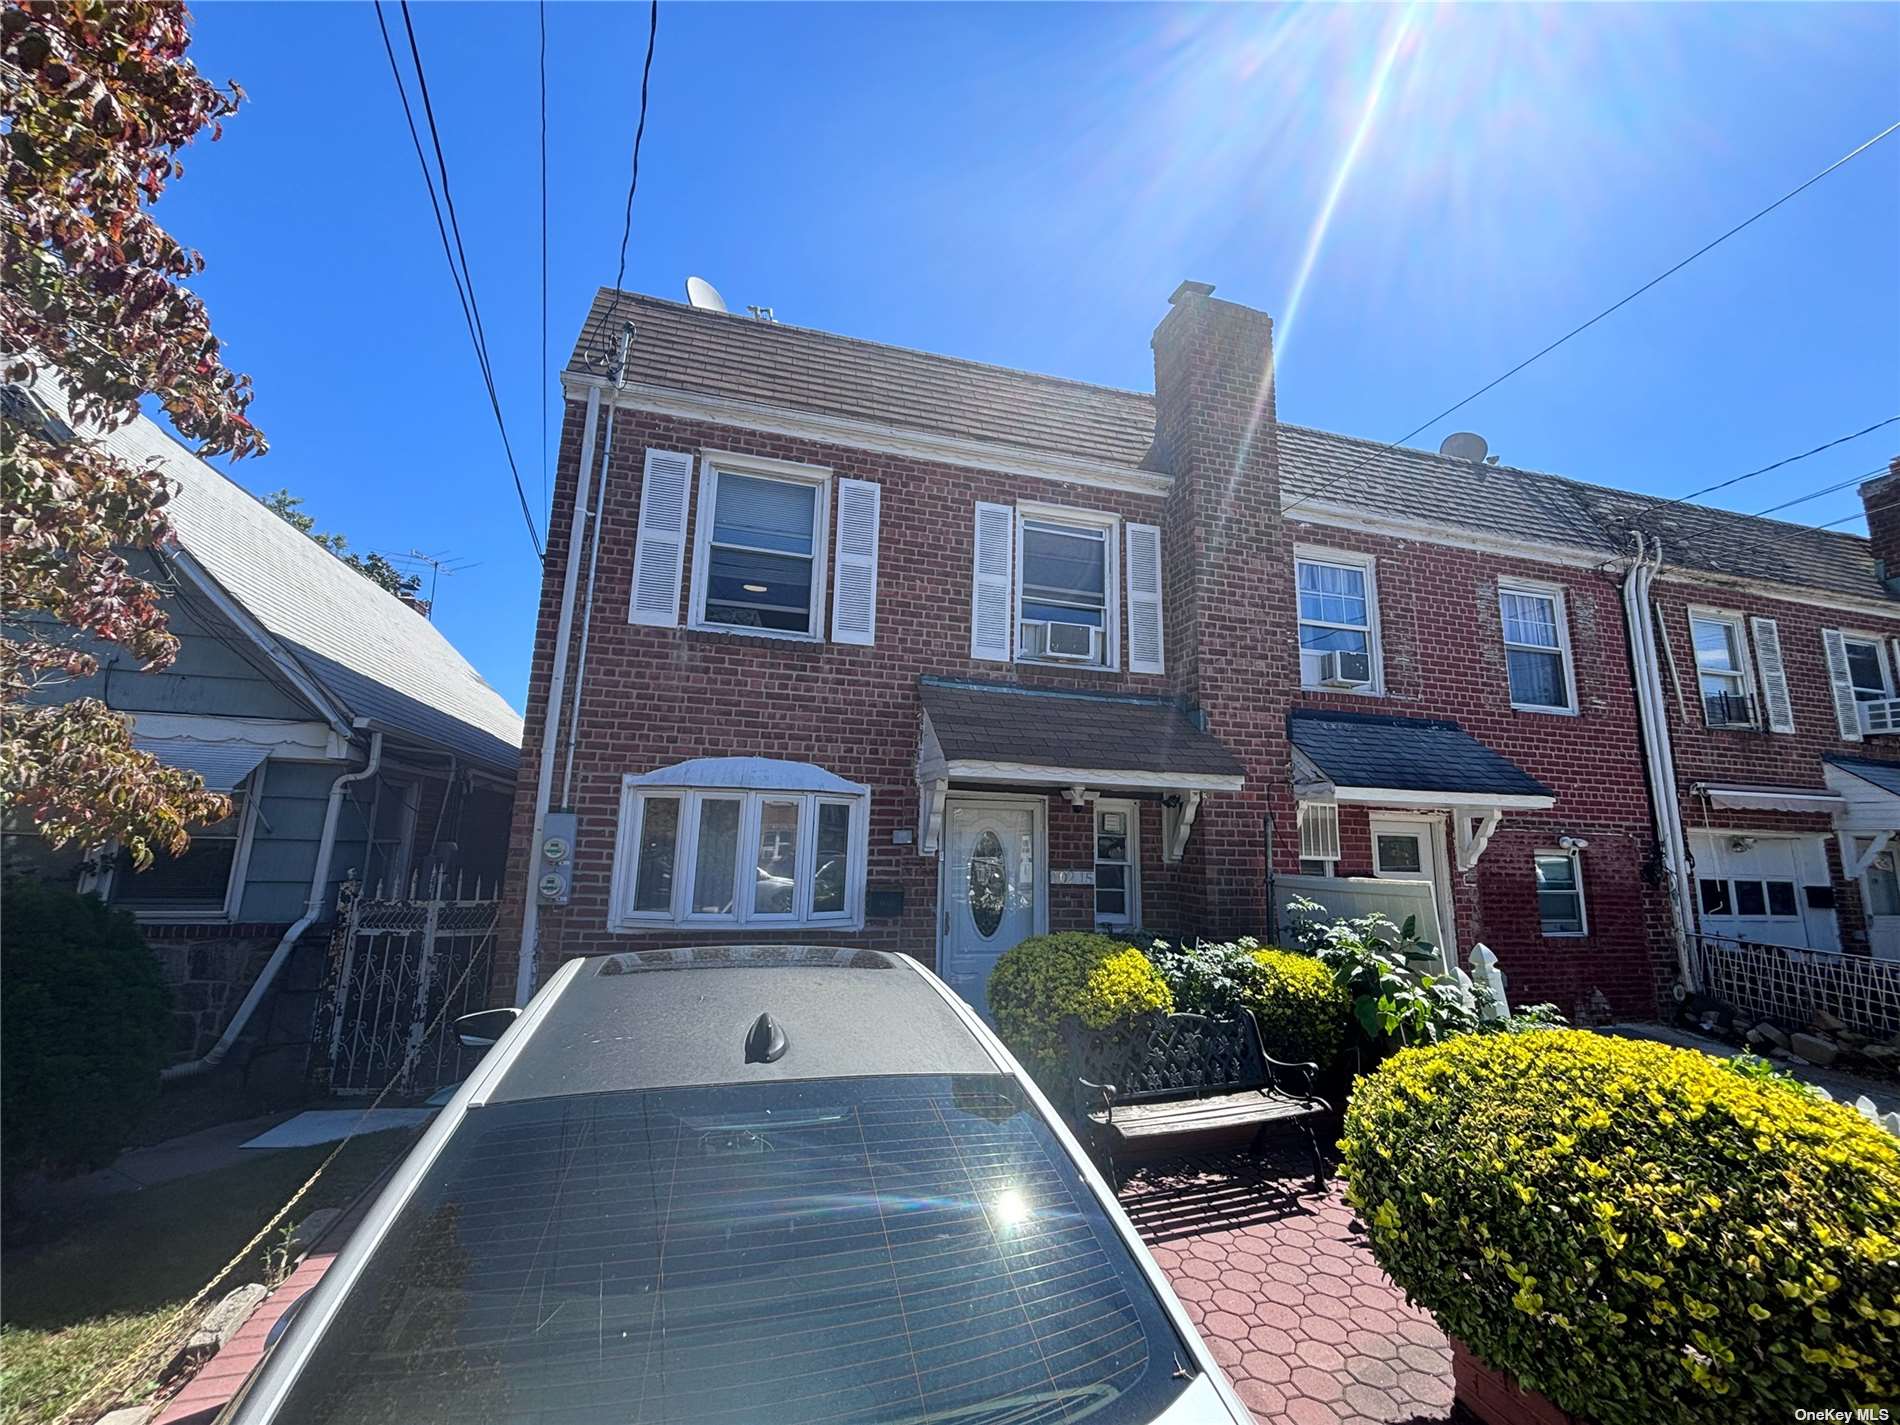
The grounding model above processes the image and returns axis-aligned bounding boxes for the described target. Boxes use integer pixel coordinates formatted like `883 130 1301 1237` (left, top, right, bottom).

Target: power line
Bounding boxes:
372 0 544 558
1652 416 1900 511
1748 463 1888 519
1281 118 1900 519
1812 509 1868 533
590 0 659 371
539 0 550 520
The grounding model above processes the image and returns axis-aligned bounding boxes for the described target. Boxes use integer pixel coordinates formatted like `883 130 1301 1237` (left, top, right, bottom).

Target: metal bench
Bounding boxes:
1061 1009 1331 1189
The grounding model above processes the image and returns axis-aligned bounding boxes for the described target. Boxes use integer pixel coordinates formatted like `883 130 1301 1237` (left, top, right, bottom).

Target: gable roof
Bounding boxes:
569 288 1883 604
28 374 523 777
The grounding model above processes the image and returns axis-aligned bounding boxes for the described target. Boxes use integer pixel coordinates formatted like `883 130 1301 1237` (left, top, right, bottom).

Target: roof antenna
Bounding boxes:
744 1011 787 1064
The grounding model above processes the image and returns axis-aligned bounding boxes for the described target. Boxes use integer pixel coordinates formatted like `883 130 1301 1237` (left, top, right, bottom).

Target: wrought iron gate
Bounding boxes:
316 872 500 1097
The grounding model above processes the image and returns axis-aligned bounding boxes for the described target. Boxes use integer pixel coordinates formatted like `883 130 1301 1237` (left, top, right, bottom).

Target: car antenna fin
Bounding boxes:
744 1011 788 1064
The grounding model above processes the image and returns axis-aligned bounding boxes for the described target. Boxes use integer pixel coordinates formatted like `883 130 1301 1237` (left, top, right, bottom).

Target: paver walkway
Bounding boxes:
1121 1146 1457 1425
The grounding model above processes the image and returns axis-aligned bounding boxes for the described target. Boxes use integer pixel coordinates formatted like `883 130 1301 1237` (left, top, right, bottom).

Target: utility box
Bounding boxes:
537 811 577 906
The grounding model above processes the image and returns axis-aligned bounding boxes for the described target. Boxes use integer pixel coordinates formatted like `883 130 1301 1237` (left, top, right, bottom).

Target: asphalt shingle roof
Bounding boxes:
918 678 1244 779
30 375 523 776
1825 754 1900 799
572 288 1885 604
1289 710 1554 800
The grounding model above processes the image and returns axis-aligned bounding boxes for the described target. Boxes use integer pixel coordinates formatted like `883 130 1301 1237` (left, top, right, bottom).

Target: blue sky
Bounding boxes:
163 2 1899 711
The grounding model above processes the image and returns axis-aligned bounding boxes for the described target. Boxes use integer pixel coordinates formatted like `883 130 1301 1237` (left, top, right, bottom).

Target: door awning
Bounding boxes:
914 678 1244 858
133 734 272 791
1824 755 1900 841
1695 782 1845 814
1289 710 1555 810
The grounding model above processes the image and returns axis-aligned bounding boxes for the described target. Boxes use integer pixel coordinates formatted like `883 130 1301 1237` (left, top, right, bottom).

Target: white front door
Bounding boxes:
1857 839 1900 962
940 798 1042 1014
1368 813 1453 962
1689 832 1839 952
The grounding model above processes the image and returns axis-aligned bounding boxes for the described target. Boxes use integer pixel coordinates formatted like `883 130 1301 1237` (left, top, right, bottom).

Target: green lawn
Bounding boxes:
0 1129 415 1425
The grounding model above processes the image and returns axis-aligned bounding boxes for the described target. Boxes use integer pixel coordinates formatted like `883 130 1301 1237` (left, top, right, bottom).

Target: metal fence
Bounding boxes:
314 871 500 1097
1687 934 1900 1039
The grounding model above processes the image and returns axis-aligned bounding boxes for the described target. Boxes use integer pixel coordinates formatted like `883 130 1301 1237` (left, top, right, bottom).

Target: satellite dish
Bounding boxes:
1439 431 1489 462
685 276 728 314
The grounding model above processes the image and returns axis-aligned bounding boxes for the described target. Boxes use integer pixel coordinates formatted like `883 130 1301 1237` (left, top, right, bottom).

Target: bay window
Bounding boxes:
613 760 869 930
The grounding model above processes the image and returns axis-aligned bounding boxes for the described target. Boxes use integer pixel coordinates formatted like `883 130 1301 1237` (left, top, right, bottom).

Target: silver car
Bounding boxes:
222 946 1248 1424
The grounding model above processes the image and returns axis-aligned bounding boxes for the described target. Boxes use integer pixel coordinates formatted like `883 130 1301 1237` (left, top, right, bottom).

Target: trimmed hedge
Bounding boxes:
1 878 173 1190
987 933 1172 1093
1340 1030 1900 1424
1239 948 1347 1070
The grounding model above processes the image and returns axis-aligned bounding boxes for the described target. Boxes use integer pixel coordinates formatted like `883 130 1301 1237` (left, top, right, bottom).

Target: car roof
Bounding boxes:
483 947 1004 1103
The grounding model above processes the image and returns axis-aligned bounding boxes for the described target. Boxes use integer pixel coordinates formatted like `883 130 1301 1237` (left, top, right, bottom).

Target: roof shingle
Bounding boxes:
1289 710 1554 800
919 678 1244 779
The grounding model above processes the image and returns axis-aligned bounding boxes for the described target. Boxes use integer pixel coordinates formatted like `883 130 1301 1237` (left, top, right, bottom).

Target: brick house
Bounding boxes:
500 282 1897 1027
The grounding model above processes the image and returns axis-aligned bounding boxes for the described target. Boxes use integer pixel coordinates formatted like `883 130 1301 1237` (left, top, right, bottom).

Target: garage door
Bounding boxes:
1689 833 1838 952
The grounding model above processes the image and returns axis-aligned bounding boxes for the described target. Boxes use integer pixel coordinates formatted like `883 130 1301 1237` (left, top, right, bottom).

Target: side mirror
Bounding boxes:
455 1006 521 1049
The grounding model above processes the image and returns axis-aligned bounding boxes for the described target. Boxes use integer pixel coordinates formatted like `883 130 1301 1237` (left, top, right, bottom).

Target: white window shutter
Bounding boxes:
970 502 1014 661
1822 628 1863 742
1749 617 1796 733
630 449 692 626
830 478 880 645
1125 522 1166 674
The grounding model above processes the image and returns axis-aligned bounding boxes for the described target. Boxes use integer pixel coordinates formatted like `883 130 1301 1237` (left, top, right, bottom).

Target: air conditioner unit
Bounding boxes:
1862 698 1900 736
1318 650 1372 687
1022 620 1101 662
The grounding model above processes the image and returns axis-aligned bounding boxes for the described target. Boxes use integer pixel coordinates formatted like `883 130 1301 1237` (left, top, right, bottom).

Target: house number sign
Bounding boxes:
1049 869 1096 886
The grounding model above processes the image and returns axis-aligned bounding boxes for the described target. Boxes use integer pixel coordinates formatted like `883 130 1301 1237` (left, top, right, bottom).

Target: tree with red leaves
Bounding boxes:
2 0 264 866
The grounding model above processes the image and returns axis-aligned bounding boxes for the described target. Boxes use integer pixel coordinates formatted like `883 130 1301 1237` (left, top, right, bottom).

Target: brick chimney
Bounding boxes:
1150 281 1293 933
1861 457 1900 593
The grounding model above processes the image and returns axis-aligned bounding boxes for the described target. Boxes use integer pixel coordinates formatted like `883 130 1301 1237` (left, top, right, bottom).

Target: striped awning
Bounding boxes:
133 735 272 791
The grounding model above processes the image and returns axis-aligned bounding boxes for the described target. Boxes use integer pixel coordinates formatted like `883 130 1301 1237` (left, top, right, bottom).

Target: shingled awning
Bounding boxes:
1289 710 1554 871
1823 755 1900 875
916 678 1243 859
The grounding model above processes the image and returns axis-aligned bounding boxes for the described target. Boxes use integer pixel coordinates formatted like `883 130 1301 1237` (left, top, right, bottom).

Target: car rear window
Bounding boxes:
266 1074 1194 1425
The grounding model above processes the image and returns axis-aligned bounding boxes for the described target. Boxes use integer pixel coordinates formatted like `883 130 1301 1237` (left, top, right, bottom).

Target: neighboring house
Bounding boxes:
7 376 524 1069
501 282 1896 1025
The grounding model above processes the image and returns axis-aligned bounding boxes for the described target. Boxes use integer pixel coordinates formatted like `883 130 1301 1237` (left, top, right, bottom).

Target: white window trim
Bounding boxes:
610 776 869 932
1839 630 1896 700
1093 798 1141 928
1687 607 1757 727
1013 501 1121 672
116 765 265 922
1533 847 1589 938
1498 577 1578 715
1294 543 1383 695
687 450 833 643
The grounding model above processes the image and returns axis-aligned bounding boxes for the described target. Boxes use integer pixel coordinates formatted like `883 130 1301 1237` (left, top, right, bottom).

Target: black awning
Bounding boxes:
1289 709 1554 804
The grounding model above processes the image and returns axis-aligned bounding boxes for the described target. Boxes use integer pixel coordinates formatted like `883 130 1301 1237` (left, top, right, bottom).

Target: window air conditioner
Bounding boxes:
1043 622 1100 661
1861 698 1900 736
1318 650 1372 687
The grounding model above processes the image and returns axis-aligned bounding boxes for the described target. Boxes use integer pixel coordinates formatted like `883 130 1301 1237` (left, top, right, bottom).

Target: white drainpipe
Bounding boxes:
1620 533 1698 991
163 730 384 1082
515 383 604 1005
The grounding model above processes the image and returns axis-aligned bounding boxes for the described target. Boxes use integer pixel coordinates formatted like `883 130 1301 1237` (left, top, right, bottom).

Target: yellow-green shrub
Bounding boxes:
1238 947 1347 1069
1340 1030 1900 1424
987 933 1172 1093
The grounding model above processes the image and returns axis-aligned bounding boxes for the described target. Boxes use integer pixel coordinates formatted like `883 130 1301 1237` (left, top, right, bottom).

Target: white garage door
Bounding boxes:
1689 833 1838 953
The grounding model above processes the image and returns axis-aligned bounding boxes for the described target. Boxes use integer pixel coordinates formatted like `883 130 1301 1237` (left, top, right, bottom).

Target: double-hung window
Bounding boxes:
614 761 868 930
1499 581 1575 712
1296 551 1377 690
690 459 830 638
114 770 258 917
1533 850 1586 936
1690 611 1754 727
1093 801 1139 926
1017 512 1116 668
1841 634 1894 703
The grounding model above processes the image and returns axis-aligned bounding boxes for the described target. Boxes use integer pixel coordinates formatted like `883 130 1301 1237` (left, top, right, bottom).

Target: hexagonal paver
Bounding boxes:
1119 1146 1456 1424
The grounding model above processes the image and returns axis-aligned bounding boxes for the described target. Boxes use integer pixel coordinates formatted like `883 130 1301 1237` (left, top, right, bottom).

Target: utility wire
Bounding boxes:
1649 415 1899 512
539 0 550 519
1748 463 1889 519
1281 118 1900 519
591 0 659 371
373 0 544 558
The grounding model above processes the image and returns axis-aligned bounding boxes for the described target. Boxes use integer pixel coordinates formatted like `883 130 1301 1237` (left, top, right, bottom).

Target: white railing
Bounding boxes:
1687 934 1900 1039
1860 697 1900 736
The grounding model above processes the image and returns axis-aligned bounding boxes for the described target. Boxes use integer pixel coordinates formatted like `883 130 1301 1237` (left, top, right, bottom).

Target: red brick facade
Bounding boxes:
497 286 1898 1020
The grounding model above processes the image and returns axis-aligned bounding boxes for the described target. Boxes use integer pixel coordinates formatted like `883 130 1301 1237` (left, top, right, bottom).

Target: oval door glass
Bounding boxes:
968 829 1006 938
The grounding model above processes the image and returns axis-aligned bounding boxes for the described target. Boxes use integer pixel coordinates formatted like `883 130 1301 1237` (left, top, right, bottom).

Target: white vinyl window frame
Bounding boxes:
114 765 264 922
1498 577 1578 714
1687 607 1757 728
687 450 833 643
1013 502 1121 672
611 782 869 932
1839 632 1895 702
1092 799 1140 927
1533 848 1588 938
1294 544 1383 694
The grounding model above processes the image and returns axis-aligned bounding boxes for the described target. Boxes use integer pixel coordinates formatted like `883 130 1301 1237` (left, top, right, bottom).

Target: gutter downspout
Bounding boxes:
163 729 384 1082
515 383 604 1006
1620 533 1698 992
